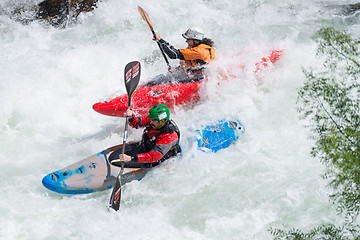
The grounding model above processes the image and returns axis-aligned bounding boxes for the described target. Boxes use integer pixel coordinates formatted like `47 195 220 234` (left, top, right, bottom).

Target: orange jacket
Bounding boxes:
158 39 215 75
179 44 215 73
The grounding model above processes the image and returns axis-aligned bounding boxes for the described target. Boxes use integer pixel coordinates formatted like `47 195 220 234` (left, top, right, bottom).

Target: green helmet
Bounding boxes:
147 104 170 121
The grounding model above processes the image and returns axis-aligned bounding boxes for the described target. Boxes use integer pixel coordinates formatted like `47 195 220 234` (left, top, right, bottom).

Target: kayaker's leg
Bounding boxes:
109 142 154 168
109 142 142 161
123 161 157 168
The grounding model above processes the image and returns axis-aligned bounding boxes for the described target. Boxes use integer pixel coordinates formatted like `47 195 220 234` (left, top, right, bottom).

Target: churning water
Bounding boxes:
1 0 359 239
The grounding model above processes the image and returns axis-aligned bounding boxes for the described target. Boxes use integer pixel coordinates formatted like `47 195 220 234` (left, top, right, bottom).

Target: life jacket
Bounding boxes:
141 120 181 161
179 44 215 75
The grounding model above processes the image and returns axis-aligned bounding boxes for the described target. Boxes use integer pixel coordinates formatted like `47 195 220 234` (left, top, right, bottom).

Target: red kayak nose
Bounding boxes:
92 96 128 117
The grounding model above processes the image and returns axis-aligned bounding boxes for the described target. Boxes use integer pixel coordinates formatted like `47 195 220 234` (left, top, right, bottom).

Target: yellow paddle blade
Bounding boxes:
137 6 154 31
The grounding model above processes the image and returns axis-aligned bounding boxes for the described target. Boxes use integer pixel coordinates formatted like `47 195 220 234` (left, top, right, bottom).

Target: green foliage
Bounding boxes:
270 224 360 240
271 27 360 240
298 27 360 215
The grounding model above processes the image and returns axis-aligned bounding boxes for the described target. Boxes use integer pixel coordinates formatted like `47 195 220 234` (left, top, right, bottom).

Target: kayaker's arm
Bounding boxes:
128 115 151 129
126 109 151 129
158 39 185 60
114 133 177 164
135 132 178 163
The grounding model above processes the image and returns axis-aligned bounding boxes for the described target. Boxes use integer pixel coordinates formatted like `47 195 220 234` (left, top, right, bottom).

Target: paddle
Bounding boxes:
109 61 141 211
137 6 172 71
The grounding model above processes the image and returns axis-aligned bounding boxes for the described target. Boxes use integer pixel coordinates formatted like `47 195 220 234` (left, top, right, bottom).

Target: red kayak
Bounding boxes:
93 50 283 117
93 79 202 117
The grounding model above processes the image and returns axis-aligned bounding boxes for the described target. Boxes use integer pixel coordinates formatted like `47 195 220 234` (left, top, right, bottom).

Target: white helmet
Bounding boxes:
182 28 204 41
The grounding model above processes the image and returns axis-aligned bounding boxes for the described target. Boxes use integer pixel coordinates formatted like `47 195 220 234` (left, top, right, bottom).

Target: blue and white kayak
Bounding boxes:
42 147 148 194
42 119 245 194
196 119 245 153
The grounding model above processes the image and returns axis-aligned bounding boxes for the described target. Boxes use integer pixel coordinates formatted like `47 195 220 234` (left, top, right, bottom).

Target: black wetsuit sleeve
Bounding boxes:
131 155 138 162
128 114 135 122
158 39 185 60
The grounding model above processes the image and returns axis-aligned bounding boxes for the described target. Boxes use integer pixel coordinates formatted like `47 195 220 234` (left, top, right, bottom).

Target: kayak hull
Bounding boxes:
196 119 245 153
42 148 149 194
42 119 246 194
93 81 201 117
92 50 283 118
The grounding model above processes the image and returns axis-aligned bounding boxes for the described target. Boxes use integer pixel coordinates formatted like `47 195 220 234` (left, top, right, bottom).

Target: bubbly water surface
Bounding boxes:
1 1 359 239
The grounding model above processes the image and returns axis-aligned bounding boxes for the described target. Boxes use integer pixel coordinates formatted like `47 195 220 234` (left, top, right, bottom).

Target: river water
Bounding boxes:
1 0 359 239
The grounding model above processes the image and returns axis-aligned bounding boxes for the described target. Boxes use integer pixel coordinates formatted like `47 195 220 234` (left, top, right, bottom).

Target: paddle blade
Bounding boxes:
108 61 141 211
124 61 141 100
109 175 122 211
137 6 153 31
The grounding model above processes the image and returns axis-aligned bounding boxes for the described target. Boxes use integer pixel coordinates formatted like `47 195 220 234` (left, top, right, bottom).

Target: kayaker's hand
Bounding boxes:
153 32 161 42
125 109 133 118
119 154 132 162
168 66 177 72
110 152 135 165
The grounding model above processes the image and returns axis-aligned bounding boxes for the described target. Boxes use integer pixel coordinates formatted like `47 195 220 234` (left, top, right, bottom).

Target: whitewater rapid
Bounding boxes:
1 0 359 239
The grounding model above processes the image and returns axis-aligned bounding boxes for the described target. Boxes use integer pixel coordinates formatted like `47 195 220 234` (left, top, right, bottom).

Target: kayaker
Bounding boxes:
153 28 215 78
109 104 181 168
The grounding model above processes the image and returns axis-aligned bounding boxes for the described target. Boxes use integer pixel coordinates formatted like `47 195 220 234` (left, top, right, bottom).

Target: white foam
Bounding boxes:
1 1 356 239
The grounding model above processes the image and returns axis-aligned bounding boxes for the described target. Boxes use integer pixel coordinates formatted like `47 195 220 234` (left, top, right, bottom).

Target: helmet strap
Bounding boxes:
159 120 167 128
